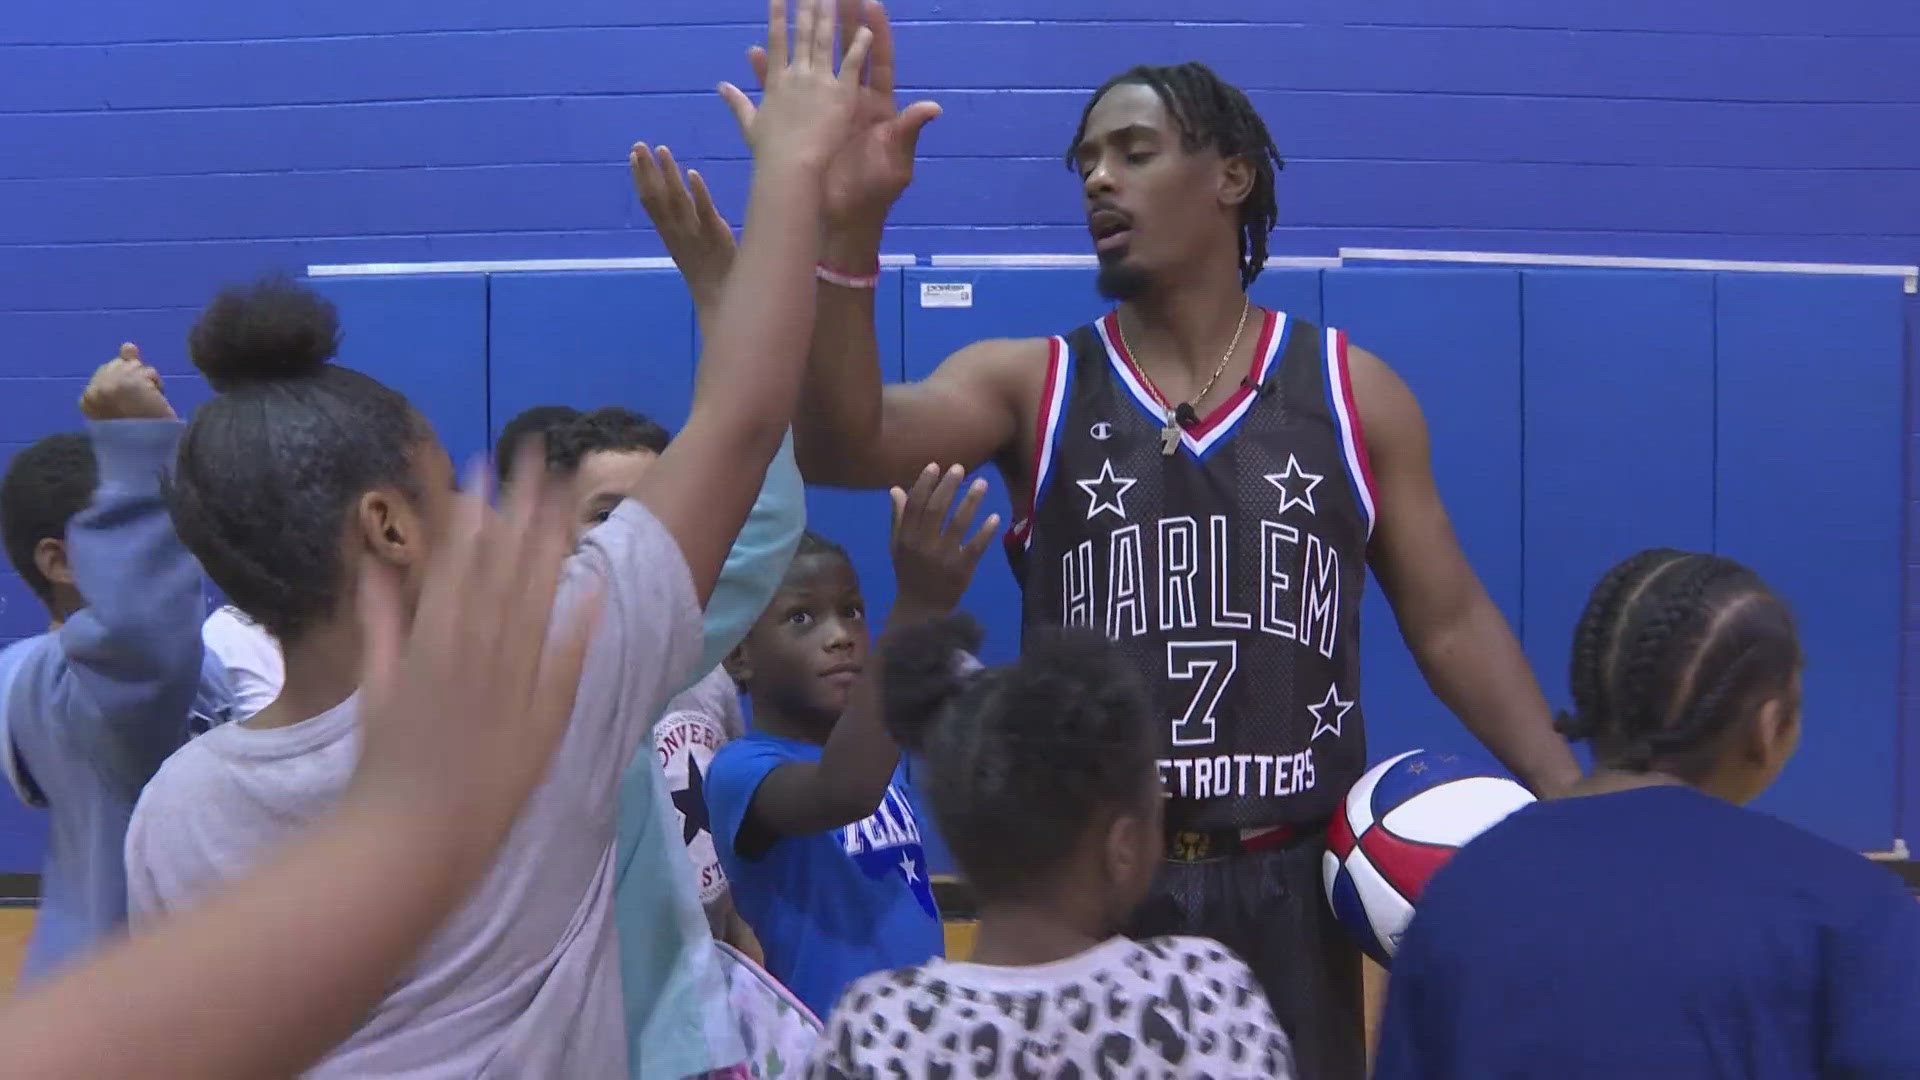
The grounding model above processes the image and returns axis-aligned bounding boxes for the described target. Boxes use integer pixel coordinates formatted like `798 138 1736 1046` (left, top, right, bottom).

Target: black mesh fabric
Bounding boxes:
1013 309 1372 830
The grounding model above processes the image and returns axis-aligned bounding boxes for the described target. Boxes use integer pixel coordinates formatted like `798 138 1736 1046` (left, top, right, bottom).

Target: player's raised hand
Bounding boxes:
630 143 736 302
79 343 176 421
888 463 1000 615
743 2 938 235
719 0 873 173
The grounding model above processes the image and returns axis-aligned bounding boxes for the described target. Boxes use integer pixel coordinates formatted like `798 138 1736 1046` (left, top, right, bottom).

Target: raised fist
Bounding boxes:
79 344 176 422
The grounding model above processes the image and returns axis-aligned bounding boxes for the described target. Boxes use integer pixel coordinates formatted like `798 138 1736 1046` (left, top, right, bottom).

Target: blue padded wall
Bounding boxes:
1321 268 1525 768
308 274 489 470
1248 268 1325 326
488 270 695 445
1520 271 1717 724
901 266 1109 665
1715 275 1904 851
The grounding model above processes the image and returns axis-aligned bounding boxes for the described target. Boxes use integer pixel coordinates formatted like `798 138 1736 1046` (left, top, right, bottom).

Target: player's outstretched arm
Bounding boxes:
729 0 1032 490
1351 343 1581 796
634 0 871 603
0 451 596 1080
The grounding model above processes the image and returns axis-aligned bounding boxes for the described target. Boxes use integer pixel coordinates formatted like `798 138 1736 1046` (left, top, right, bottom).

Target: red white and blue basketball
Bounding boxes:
1323 749 1536 966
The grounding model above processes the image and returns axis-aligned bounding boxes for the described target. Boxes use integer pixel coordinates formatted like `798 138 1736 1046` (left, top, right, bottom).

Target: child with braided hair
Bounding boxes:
1375 549 1920 1078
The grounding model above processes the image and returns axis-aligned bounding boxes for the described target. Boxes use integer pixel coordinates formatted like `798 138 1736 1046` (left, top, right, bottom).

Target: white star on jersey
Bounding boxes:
1076 458 1138 520
898 853 920 885
1264 454 1324 517
1308 682 1355 741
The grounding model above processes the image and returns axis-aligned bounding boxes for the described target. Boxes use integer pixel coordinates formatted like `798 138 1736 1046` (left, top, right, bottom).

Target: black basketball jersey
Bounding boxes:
1008 309 1375 830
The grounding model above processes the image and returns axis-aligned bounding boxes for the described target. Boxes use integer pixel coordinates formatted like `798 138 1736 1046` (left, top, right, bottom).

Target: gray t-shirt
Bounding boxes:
124 501 700 1078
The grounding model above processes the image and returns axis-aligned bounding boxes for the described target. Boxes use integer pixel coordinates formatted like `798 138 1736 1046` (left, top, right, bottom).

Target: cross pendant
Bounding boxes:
1160 420 1181 456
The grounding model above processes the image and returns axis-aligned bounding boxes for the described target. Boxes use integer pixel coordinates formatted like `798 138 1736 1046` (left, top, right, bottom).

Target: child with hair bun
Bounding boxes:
803 617 1295 1078
1376 549 1920 1078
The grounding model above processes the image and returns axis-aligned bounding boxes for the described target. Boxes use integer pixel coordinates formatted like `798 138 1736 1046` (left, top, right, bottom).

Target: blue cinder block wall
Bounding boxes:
2 1 1917 859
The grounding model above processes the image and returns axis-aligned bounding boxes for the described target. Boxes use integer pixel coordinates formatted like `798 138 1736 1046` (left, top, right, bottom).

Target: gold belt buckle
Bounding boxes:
1170 830 1216 862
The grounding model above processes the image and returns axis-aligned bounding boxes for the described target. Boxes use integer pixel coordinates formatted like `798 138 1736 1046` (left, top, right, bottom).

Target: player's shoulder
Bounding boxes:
944 335 1056 379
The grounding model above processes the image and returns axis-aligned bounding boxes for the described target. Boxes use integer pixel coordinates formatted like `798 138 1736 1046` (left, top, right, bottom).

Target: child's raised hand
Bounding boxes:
630 143 735 302
719 0 873 173
79 344 175 421
888 463 1000 616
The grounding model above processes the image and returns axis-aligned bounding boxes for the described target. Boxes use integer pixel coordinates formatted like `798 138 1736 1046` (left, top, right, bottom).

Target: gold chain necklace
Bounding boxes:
1117 298 1253 455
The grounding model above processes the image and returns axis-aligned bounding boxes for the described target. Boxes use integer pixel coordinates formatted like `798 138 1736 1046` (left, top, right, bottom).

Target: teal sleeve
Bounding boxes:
682 429 805 690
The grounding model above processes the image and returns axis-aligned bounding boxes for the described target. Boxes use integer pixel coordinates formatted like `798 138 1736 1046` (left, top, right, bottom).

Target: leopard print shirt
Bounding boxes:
804 935 1295 1079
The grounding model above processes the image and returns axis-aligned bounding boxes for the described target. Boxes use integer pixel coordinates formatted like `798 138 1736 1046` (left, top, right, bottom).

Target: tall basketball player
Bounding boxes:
747 7 1582 1073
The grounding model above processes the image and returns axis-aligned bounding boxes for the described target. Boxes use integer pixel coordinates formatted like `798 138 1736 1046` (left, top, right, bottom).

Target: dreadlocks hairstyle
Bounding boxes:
1559 549 1801 781
880 614 1157 903
1066 61 1285 288
1 432 96 603
543 407 671 477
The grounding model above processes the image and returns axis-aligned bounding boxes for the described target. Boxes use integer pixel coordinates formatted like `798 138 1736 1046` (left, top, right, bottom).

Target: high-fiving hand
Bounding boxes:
630 143 736 303
743 1 940 236
889 464 1000 616
719 0 875 174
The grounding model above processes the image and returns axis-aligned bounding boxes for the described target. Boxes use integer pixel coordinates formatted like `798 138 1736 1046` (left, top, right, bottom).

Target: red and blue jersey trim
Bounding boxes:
1007 335 1072 550
1093 308 1289 461
1322 327 1378 538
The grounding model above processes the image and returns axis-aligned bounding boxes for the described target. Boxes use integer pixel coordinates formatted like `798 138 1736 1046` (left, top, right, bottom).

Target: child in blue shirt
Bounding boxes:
707 465 999 1019
0 350 231 983
1375 549 1920 1079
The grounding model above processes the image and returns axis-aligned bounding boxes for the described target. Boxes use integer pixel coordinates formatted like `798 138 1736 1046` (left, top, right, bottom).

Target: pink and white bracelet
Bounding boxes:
814 263 880 290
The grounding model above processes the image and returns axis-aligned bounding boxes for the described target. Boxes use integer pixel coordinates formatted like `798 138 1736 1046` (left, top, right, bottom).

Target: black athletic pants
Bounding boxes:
1124 832 1366 1079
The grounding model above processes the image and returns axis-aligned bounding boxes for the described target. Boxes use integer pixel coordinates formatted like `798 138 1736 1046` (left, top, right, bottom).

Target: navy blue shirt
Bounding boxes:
706 734 943 1018
1376 785 1920 1079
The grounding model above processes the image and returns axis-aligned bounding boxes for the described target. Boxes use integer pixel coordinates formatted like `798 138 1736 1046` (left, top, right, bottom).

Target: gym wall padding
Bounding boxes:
1321 268 1525 767
487 270 695 445
1248 268 1325 326
1 262 1905 875
309 274 489 470
901 266 1109 665
1715 274 1904 851
1519 270 1717 737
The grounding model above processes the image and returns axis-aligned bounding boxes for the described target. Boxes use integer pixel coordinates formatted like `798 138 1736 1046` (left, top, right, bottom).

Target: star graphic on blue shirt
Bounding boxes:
1076 458 1138 521
672 756 709 844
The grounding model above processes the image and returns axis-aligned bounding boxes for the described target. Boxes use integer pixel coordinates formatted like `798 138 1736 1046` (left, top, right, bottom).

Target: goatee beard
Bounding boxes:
1095 258 1151 301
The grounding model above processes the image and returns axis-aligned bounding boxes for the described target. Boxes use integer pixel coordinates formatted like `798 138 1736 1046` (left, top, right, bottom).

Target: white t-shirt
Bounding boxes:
126 502 701 1078
652 664 744 930
805 936 1296 1079
200 605 284 719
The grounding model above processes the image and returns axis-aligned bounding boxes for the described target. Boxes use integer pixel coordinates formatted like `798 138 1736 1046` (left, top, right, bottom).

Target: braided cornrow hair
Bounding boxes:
1066 62 1285 288
1561 549 1801 780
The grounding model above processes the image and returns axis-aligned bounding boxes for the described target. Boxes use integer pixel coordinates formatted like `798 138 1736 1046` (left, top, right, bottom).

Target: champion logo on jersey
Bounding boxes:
841 786 938 919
